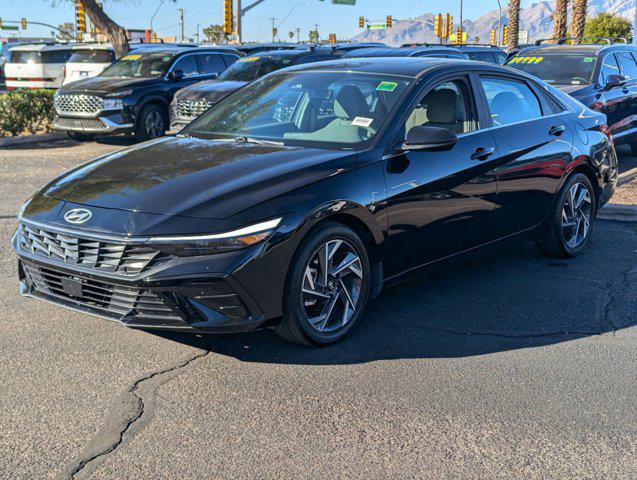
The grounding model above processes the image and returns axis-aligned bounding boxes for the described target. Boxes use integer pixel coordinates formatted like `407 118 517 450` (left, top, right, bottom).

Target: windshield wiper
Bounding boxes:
233 136 284 147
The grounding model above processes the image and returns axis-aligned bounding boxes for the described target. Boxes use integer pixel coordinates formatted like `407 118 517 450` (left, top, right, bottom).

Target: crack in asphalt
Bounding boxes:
602 263 635 335
59 349 212 480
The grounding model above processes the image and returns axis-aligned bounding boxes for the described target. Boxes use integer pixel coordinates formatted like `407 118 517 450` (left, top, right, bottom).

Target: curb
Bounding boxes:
619 167 637 186
0 132 66 148
598 203 637 222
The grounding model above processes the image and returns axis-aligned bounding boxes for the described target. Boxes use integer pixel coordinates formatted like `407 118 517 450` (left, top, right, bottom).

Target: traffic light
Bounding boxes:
386 15 392 28
446 14 453 38
456 27 463 44
503 25 508 42
359 16 364 28
223 0 233 34
151 32 158 43
21 18 27 29
145 28 151 42
76 0 86 33
434 13 442 38
329 33 336 44
489 28 496 45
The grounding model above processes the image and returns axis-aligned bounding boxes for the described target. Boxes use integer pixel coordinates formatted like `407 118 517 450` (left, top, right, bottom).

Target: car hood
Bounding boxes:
39 136 358 220
176 80 247 103
60 76 158 94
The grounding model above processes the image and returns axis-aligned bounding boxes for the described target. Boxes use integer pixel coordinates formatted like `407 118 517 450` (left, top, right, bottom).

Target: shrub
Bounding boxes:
0 89 56 137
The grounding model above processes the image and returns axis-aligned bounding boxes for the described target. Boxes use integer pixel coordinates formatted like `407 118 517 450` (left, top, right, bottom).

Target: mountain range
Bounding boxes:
352 0 635 46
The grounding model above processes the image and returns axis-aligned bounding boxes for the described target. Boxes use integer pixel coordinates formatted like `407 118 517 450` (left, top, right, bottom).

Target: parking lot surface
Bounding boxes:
0 138 636 479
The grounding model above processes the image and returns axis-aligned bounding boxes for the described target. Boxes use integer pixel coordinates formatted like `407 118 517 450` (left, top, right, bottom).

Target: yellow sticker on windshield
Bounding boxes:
239 56 260 62
510 56 543 64
122 54 141 61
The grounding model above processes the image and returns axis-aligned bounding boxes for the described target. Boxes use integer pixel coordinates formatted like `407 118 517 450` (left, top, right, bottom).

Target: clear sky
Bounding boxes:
2 0 536 43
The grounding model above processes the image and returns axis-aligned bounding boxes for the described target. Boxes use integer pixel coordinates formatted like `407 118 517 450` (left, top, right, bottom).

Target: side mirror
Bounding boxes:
402 126 458 150
169 69 184 82
604 74 626 91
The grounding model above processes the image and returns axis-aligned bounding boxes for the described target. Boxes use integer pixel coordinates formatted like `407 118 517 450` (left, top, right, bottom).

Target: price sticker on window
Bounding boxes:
377 81 398 92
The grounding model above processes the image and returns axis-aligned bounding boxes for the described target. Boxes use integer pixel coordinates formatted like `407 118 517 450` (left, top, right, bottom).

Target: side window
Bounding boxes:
221 54 239 67
536 87 565 114
171 55 199 77
599 54 620 83
404 79 477 136
197 54 225 74
480 77 542 127
495 52 507 64
616 52 637 81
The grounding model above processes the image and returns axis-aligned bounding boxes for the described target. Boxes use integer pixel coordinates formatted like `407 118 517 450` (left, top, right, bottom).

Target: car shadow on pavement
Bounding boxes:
155 225 637 365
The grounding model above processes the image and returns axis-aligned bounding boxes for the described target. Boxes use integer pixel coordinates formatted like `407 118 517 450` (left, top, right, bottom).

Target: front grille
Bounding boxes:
54 117 107 130
176 98 213 120
19 223 167 276
55 94 103 115
22 261 183 324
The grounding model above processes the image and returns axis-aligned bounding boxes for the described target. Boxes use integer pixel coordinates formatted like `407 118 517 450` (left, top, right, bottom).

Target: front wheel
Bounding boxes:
134 104 166 142
275 223 371 346
535 173 597 258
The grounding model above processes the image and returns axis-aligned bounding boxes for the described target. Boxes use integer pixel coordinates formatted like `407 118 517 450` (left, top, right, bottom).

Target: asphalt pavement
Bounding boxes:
0 137 635 479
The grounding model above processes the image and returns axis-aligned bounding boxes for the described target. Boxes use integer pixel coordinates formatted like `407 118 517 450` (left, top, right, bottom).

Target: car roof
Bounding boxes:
71 43 113 51
343 46 466 58
517 44 637 55
278 56 505 78
10 43 74 52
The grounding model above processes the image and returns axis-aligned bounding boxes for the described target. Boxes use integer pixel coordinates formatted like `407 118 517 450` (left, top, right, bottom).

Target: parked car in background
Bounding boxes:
232 43 299 55
5 44 73 89
402 44 507 64
63 44 115 85
52 46 240 142
170 47 343 129
507 43 637 154
342 46 468 59
15 58 617 346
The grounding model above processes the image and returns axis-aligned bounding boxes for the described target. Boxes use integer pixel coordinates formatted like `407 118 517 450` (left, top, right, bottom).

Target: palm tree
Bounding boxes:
570 0 588 44
507 0 521 50
552 0 569 41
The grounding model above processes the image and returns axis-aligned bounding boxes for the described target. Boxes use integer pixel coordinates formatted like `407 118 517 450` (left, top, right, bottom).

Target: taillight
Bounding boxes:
62 66 66 79
600 124 613 146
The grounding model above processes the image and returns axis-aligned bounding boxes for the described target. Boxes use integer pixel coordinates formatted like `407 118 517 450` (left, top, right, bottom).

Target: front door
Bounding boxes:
383 76 500 278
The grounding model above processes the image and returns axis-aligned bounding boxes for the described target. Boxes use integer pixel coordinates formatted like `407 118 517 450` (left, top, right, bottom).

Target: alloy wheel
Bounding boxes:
145 110 164 138
561 181 592 249
301 239 364 334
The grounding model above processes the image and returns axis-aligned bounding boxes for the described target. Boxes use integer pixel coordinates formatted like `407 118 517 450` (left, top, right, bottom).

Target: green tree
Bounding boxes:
507 0 521 50
570 0 587 44
552 0 569 41
584 13 633 42
55 22 75 40
202 25 227 44
308 29 319 44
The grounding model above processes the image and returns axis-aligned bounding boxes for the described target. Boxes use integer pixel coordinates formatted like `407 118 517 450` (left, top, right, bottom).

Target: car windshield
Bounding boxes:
9 51 43 64
508 53 597 85
99 52 174 78
185 71 411 149
217 55 296 82
69 49 113 64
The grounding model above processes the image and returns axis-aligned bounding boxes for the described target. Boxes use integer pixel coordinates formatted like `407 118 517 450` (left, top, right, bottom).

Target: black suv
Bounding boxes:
53 46 242 142
507 42 637 154
170 48 342 129
402 44 506 64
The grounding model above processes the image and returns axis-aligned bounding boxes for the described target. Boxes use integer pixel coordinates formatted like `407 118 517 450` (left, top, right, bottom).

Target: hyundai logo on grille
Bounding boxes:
64 208 93 224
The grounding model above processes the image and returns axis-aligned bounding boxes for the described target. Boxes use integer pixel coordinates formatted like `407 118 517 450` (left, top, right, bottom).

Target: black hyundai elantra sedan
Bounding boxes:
14 58 618 346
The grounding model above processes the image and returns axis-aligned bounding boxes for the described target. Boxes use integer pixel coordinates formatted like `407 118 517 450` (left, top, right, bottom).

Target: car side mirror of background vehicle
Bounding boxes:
169 69 184 82
402 126 458 151
604 74 626 91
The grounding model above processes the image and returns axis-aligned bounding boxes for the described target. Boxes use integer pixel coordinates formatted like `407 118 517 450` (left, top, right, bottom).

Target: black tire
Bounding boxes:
274 222 371 347
535 173 597 258
134 104 167 142
66 131 95 142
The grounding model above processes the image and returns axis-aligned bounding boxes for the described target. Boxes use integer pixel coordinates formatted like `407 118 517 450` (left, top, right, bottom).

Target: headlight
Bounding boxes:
147 218 282 256
103 98 124 110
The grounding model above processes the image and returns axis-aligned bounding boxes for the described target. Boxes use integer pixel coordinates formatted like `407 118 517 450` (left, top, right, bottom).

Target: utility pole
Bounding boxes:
633 5 636 45
295 27 301 43
459 0 463 38
195 23 200 44
270 17 277 42
178 8 184 42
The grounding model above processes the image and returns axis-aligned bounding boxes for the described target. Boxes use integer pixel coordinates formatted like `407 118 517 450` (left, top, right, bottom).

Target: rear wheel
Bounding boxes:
66 131 95 142
275 223 371 346
134 104 166 142
535 173 596 258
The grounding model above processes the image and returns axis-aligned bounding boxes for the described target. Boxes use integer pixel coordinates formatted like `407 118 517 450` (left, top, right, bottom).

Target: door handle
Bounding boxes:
471 146 495 161
549 125 566 136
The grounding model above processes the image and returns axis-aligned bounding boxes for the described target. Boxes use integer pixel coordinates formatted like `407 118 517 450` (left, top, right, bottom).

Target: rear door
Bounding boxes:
598 53 628 139
476 74 573 236
383 74 500 276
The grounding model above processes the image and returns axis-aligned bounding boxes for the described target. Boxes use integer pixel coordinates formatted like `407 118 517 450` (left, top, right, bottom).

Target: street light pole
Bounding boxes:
149 0 165 35
495 0 502 45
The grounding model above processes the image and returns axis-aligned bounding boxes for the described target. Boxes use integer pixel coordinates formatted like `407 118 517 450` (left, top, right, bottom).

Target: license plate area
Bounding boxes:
61 276 83 298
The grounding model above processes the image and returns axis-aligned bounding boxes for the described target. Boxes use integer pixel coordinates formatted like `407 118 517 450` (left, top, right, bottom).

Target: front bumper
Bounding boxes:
53 114 133 134
15 228 272 334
